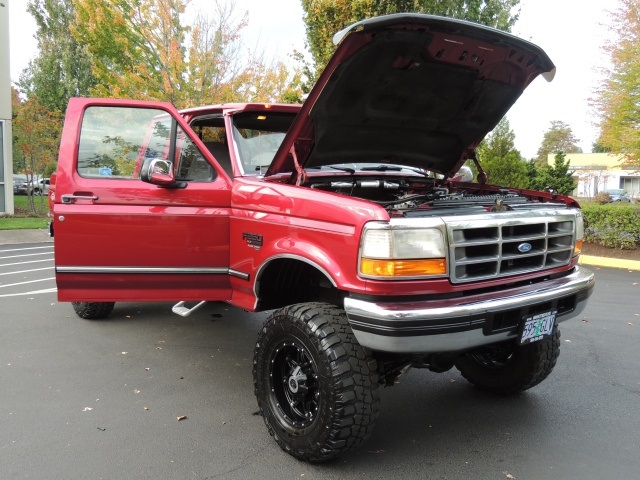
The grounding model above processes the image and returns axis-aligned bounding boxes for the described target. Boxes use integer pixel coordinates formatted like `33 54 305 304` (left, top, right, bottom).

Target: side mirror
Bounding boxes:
140 158 186 188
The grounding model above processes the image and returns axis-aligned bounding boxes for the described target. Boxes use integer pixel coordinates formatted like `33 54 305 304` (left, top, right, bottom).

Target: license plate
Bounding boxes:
520 310 556 345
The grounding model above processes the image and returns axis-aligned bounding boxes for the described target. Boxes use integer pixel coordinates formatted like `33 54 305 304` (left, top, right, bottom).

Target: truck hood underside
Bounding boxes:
267 14 555 178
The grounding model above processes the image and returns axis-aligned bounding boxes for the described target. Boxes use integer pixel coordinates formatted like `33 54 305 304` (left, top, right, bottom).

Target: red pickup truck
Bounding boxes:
50 14 595 462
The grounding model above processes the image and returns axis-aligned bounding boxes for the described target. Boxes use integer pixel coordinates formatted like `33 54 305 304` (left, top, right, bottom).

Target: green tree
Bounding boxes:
534 120 582 167
477 118 528 188
592 0 640 165
547 151 575 195
591 142 611 153
525 152 575 195
18 0 95 113
301 0 521 77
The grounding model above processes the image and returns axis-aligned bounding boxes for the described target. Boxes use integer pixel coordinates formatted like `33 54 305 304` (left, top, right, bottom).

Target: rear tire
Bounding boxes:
253 302 380 462
72 302 115 320
455 326 560 395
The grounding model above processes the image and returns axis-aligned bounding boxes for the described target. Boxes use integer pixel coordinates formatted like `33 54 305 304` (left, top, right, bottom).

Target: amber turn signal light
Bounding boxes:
360 258 446 277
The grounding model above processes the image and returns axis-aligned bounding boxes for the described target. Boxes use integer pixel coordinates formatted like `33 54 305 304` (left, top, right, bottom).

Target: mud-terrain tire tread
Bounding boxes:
455 326 561 395
72 302 115 320
253 302 380 462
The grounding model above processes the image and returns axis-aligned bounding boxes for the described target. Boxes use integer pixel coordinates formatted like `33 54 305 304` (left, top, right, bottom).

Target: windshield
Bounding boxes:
231 112 296 174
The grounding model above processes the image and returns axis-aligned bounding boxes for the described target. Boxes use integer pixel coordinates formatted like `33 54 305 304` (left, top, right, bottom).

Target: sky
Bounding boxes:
7 0 620 159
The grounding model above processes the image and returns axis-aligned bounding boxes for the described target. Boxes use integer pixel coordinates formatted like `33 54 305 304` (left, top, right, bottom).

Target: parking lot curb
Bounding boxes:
579 255 640 271
0 229 53 245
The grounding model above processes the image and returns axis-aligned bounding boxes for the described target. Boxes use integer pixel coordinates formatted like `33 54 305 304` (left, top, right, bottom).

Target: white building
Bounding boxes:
1 2 13 214
550 153 640 199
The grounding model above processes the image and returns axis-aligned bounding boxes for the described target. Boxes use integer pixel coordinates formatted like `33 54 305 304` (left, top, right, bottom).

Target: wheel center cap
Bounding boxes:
288 377 299 393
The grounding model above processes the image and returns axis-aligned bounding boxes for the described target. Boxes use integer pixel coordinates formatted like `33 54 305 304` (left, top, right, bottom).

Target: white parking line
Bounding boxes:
0 277 56 289
0 267 55 276
0 287 57 298
0 246 54 254
0 259 54 268
0 252 55 260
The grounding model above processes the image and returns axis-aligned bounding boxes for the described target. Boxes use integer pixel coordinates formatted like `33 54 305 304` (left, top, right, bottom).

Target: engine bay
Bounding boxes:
306 174 571 217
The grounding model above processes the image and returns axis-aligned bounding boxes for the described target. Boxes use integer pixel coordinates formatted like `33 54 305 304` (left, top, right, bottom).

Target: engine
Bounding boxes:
307 174 569 217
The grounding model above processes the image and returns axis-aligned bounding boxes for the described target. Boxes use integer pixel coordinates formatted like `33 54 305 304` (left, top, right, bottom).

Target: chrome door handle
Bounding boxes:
61 194 99 204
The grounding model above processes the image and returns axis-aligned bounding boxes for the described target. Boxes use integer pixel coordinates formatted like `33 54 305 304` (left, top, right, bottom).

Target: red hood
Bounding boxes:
266 14 554 178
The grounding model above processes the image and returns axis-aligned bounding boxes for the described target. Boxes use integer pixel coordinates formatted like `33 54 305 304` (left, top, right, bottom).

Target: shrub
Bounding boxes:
582 203 640 249
593 191 611 204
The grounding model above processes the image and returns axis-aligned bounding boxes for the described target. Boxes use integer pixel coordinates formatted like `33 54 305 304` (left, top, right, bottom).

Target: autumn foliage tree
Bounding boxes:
301 0 521 77
12 90 63 213
71 0 302 107
593 0 640 165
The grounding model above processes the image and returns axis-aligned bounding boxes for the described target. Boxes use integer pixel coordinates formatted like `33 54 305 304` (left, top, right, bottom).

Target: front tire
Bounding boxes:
253 303 380 462
72 302 115 320
455 326 561 395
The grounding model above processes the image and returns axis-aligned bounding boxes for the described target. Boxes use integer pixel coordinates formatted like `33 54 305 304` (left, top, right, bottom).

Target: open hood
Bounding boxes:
266 14 555 178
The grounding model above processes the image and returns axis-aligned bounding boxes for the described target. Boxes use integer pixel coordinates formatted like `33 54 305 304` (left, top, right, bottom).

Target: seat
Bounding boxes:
204 141 233 177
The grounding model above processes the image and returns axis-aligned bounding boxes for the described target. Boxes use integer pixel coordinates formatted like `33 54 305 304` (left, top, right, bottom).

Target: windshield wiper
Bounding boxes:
361 164 429 177
305 165 357 174
361 165 402 172
328 166 356 174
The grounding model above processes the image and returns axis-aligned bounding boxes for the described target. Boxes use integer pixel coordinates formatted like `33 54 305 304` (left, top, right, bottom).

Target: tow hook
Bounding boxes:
172 301 207 317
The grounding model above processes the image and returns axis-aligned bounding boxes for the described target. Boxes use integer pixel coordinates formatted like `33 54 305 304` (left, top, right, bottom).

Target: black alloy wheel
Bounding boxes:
253 302 380 462
269 340 320 429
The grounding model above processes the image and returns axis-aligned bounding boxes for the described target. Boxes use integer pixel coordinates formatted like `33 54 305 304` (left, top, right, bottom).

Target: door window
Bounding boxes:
77 106 215 182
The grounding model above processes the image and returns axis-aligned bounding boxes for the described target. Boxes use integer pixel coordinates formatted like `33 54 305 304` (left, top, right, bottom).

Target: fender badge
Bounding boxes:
517 242 532 253
242 232 263 250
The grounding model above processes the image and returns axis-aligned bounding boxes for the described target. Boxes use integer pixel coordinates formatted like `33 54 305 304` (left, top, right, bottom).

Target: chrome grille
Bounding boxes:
447 213 575 284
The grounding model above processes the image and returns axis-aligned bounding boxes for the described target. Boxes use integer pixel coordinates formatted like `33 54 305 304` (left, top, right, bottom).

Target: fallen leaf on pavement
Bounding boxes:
502 472 516 479
177 415 187 421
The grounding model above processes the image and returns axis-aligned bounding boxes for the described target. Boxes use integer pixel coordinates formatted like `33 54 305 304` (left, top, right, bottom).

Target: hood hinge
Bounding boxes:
290 143 307 186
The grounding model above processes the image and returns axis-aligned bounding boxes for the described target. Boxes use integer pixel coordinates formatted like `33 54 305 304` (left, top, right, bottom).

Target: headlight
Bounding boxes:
574 210 584 256
360 224 447 278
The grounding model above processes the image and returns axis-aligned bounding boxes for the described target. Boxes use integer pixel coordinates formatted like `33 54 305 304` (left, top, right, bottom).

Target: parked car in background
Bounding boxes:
13 176 28 194
16 177 51 196
606 188 631 202
29 178 51 196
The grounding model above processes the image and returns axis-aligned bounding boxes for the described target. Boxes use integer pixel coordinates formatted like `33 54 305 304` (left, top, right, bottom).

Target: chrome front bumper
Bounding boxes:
344 266 595 354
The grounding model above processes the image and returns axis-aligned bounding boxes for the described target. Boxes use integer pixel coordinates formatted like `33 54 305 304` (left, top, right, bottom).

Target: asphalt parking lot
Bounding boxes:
1 241 639 479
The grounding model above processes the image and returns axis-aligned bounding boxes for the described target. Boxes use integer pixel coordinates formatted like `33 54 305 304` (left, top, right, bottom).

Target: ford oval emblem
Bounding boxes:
518 242 532 253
